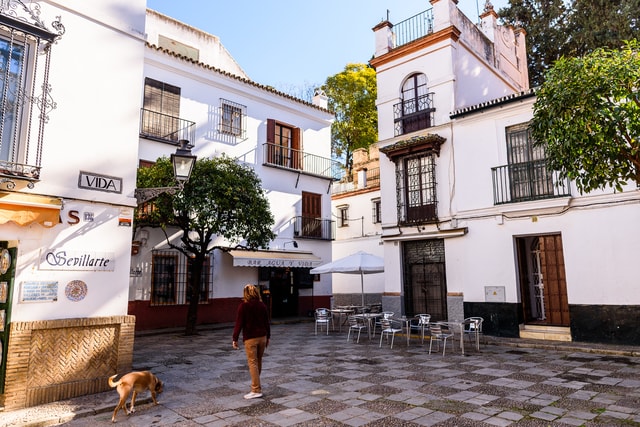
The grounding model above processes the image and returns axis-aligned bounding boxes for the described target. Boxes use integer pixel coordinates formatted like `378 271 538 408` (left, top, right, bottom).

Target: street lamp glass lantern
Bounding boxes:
171 139 196 183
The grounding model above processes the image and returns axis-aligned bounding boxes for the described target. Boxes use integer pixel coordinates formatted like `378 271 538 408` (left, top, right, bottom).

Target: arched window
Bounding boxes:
393 73 435 136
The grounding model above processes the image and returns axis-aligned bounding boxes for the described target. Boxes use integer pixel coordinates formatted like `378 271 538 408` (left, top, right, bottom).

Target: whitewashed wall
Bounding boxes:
7 0 145 322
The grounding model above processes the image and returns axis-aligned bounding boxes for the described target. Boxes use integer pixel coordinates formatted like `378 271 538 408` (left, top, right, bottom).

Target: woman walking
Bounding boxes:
232 284 270 399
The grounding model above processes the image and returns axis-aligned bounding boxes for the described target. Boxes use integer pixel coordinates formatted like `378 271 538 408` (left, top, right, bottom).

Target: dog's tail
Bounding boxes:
108 374 121 388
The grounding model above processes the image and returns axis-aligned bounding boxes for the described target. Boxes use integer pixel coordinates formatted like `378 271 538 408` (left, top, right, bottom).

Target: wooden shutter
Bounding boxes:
540 234 570 326
292 127 301 170
266 119 275 163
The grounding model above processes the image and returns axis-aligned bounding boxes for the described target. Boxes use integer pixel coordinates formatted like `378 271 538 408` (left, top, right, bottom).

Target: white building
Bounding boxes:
0 0 145 410
331 146 384 306
129 10 335 329
371 0 640 345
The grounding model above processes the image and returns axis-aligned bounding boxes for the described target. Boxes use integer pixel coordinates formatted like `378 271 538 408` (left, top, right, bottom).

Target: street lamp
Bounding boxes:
135 139 197 204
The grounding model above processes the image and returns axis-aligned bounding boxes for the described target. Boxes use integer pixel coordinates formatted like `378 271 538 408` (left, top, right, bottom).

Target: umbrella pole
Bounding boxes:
361 271 365 307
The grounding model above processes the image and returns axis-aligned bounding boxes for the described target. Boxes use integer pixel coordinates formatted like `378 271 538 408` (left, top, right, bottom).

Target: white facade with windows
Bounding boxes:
130 10 335 328
0 0 145 409
371 0 640 345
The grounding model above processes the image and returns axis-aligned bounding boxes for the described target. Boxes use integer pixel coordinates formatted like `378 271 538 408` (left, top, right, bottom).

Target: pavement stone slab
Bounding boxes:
2 321 640 426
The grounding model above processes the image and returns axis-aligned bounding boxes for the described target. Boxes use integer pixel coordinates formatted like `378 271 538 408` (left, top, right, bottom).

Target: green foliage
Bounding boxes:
321 63 378 174
498 0 640 87
137 155 276 254
136 155 276 335
531 40 640 193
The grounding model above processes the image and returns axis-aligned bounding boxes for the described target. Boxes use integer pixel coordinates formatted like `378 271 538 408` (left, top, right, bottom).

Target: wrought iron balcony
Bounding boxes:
140 108 195 144
293 216 335 241
392 9 434 48
332 167 380 195
393 93 435 136
492 159 571 205
262 143 342 180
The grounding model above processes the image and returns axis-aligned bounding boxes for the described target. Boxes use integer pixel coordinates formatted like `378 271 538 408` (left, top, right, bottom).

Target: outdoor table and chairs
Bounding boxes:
330 307 354 331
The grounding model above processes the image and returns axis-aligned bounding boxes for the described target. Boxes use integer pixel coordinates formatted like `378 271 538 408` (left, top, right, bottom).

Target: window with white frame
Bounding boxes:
337 205 349 227
0 12 63 181
372 198 381 223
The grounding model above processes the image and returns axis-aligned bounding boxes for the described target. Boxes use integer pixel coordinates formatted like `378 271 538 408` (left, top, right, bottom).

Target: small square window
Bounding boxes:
219 99 246 138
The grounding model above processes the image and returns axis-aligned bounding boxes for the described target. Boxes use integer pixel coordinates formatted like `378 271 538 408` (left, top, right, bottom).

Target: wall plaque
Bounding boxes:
20 281 58 303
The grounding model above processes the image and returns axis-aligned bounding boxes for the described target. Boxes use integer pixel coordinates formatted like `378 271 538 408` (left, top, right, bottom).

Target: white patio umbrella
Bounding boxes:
310 250 384 307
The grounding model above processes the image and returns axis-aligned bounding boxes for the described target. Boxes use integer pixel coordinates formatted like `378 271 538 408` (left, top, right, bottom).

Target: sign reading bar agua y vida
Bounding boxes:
40 249 115 271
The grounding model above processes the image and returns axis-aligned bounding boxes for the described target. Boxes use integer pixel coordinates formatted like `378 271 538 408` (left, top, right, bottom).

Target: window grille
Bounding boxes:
219 98 246 139
506 123 554 202
150 250 211 306
395 152 437 224
0 7 64 186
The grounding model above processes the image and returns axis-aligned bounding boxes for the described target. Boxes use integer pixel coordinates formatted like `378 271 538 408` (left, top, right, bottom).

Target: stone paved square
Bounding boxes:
3 321 640 426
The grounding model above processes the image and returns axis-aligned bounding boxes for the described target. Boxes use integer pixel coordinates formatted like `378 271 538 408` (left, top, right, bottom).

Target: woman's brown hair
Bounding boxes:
243 284 262 302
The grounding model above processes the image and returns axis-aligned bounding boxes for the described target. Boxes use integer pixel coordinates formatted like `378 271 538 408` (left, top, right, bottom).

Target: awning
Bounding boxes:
229 249 322 268
0 191 62 227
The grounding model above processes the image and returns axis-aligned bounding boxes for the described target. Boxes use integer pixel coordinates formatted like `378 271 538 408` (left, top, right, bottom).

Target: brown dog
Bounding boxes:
108 371 163 422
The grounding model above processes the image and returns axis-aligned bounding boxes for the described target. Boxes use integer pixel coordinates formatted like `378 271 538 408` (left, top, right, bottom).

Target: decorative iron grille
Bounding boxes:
395 152 438 224
0 1 64 188
150 250 211 306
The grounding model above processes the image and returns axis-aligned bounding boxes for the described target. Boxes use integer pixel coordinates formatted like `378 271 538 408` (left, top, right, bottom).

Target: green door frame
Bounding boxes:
0 243 16 394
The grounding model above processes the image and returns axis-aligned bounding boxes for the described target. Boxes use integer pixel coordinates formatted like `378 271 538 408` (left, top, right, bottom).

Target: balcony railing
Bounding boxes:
293 216 335 241
332 167 380 195
392 9 434 48
140 108 196 144
492 160 571 205
393 93 435 136
263 143 342 180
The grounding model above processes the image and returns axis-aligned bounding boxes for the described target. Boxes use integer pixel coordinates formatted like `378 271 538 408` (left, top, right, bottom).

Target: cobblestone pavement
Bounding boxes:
3 321 640 426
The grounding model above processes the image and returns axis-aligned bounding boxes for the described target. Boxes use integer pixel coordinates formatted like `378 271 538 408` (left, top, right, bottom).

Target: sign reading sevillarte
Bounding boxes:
78 170 122 193
40 249 115 271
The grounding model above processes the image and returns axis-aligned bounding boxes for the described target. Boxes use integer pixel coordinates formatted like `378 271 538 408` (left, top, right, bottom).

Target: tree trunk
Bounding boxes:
185 254 204 335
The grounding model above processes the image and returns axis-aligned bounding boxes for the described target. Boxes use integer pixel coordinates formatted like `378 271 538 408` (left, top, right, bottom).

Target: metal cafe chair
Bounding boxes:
409 314 431 344
428 322 455 356
314 308 333 335
346 315 368 343
379 318 403 349
463 316 484 350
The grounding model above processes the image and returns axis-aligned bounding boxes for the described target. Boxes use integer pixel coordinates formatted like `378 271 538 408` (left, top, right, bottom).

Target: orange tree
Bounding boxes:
137 154 275 335
532 40 640 193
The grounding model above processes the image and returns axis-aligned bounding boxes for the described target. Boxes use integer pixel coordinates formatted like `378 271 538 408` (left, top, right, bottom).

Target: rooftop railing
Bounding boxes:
392 9 434 48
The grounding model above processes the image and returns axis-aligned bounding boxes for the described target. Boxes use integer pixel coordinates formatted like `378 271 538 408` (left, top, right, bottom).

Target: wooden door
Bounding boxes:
539 234 570 326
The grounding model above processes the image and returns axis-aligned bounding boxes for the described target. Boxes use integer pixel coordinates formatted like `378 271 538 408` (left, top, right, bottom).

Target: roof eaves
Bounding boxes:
145 42 332 114
449 88 537 119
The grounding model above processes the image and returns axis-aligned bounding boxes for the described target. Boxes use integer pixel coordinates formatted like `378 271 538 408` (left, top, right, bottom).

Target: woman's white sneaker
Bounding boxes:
244 392 263 399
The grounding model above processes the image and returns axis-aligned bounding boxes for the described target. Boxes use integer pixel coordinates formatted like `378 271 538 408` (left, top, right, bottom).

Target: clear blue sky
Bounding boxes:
146 0 509 91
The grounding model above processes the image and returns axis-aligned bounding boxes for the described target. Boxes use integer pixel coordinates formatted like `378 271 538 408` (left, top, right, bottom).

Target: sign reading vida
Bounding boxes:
78 170 122 193
40 249 115 271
